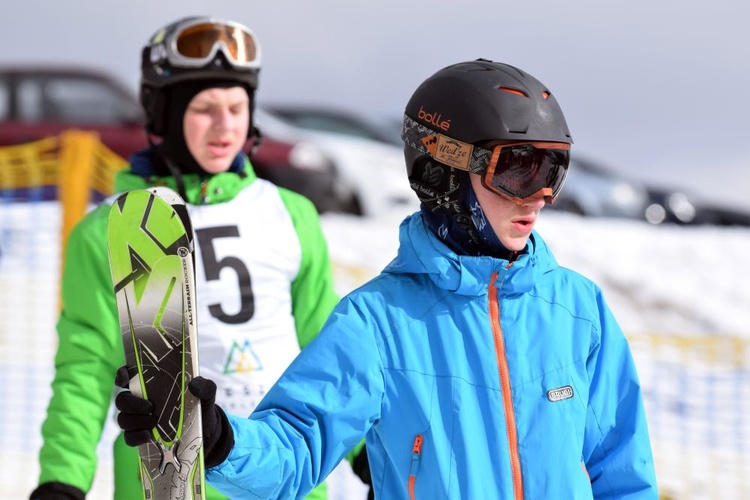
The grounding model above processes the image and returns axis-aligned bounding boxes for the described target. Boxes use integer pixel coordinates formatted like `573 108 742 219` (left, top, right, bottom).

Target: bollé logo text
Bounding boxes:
418 106 451 131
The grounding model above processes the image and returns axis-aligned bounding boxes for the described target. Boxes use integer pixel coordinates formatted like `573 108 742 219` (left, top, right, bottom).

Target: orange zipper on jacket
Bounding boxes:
408 434 424 500
488 270 524 499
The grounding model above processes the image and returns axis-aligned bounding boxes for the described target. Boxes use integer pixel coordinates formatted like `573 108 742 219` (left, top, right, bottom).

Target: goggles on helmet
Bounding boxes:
164 18 261 70
401 115 570 205
483 142 569 205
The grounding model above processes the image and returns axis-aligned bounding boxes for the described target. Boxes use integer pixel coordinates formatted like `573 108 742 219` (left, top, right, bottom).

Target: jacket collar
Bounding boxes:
385 212 557 296
115 148 257 205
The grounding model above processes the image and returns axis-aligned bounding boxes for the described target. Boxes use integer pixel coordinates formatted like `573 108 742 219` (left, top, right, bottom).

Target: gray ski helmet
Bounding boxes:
140 16 262 136
402 59 572 212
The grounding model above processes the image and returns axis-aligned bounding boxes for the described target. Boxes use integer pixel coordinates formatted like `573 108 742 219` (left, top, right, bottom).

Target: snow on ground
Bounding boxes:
2 202 749 498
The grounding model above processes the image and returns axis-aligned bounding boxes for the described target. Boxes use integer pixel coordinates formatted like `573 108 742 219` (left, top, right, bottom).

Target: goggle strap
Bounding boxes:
401 115 493 173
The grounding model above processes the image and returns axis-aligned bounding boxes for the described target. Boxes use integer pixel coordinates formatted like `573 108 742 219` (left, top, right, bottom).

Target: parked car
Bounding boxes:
643 184 750 227
262 104 403 146
0 65 147 158
550 155 651 220
246 135 343 213
256 107 417 217
550 155 750 227
691 202 750 227
642 186 698 225
0 65 346 213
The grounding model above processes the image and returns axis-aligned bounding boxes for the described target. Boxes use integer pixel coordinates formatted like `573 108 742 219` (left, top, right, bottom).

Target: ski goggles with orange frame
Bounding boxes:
166 18 261 70
401 115 570 205
482 141 570 204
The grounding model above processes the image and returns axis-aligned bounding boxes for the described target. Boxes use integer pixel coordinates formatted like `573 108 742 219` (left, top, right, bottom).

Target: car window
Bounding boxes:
17 76 136 124
17 79 44 121
290 115 376 140
0 78 8 120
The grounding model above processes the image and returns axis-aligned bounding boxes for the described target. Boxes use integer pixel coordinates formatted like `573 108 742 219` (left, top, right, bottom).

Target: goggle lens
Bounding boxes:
175 23 258 65
484 143 570 203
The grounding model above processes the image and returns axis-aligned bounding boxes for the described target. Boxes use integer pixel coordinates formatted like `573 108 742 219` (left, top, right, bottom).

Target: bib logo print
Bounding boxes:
223 339 264 374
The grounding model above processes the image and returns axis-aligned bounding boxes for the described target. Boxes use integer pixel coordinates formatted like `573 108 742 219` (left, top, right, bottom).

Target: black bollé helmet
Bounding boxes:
140 16 262 137
402 58 573 214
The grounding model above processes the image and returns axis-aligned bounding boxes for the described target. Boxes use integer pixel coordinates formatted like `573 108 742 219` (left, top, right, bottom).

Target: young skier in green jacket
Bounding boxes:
31 16 364 500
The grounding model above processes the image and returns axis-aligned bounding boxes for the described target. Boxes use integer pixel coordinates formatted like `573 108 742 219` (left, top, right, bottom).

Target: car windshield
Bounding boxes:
17 76 140 124
264 107 403 146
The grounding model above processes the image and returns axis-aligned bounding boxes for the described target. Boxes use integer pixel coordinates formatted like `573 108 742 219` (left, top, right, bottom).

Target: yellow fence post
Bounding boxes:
58 129 99 257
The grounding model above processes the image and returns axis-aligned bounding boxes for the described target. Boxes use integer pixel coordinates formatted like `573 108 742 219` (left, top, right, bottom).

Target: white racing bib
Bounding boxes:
187 180 303 416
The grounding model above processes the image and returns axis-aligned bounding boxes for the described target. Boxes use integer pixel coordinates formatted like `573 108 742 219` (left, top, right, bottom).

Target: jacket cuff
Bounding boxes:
30 482 85 500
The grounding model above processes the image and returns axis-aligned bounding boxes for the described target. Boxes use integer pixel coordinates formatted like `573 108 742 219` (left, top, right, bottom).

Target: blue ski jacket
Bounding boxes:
207 212 658 499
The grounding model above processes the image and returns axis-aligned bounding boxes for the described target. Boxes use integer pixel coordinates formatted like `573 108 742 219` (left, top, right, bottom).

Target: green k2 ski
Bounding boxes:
107 186 204 499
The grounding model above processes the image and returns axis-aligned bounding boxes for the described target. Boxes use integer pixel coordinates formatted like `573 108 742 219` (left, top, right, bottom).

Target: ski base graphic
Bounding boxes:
107 187 204 499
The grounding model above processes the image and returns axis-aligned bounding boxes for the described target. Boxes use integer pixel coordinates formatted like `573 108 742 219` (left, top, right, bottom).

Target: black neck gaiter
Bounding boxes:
421 171 517 260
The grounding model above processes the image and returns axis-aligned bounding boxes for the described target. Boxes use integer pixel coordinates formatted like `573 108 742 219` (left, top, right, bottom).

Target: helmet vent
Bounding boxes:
498 86 528 98
542 91 551 99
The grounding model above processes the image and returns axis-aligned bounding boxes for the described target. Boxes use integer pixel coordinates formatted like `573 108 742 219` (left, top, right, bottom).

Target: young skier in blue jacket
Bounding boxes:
117 58 658 499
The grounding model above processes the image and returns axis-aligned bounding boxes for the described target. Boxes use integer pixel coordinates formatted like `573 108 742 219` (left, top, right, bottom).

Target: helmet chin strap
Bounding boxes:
247 126 263 157
144 134 189 202
162 154 189 203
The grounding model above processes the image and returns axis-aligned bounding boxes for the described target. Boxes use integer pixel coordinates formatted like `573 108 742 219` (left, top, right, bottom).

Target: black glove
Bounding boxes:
29 482 85 500
113 367 233 468
188 376 234 468
114 366 157 447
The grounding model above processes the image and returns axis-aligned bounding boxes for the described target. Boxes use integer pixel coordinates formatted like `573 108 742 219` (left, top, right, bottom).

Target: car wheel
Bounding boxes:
336 193 363 216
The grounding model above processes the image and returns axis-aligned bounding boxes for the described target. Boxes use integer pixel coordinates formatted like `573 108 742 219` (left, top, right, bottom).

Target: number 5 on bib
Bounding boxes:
107 187 204 500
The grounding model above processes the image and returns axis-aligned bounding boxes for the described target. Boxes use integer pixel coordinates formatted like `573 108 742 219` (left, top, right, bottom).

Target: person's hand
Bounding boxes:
113 367 234 468
29 481 84 500
187 376 234 467
114 366 157 446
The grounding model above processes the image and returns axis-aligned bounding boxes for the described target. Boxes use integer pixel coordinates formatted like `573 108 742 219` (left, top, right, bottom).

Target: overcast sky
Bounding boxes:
2 0 748 209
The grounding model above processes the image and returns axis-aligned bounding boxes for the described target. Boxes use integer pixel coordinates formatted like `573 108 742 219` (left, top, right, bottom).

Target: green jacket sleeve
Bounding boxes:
37 204 124 492
279 188 340 349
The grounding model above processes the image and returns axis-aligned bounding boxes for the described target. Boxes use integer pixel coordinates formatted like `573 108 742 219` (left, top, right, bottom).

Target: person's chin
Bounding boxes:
501 235 530 252
200 159 232 174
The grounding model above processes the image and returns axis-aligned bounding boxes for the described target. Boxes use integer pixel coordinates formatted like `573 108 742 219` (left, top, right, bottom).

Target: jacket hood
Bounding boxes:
384 213 558 296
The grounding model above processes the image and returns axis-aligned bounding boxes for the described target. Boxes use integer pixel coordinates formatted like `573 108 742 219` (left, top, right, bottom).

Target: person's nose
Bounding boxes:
213 109 232 131
523 196 546 211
